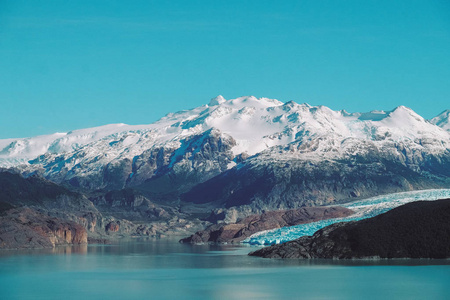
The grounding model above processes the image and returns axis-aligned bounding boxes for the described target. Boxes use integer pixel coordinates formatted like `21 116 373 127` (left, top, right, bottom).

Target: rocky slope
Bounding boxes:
0 171 203 248
0 206 87 249
181 149 450 221
0 170 101 233
89 188 173 222
180 206 353 244
249 199 450 259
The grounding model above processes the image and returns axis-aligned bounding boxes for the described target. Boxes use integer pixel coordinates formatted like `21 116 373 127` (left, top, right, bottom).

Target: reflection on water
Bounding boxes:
0 244 88 257
0 238 449 300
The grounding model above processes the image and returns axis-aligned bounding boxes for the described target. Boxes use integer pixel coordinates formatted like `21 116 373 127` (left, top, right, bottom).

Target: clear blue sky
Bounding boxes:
0 0 449 138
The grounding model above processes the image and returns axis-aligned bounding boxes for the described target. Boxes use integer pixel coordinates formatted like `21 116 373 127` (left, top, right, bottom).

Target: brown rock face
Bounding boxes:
106 221 120 233
0 207 88 249
46 219 88 245
180 206 354 244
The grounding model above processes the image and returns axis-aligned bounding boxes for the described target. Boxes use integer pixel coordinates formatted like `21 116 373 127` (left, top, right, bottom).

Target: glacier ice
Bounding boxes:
243 189 450 246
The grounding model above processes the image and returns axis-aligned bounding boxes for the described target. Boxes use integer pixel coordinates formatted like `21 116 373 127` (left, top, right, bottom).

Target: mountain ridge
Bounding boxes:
0 96 449 223
1 96 448 165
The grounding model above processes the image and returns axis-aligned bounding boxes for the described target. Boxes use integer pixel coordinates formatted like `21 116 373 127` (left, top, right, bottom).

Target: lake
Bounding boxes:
1 238 449 300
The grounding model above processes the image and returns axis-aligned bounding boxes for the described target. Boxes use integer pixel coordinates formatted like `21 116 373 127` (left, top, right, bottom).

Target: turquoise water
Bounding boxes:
0 238 449 300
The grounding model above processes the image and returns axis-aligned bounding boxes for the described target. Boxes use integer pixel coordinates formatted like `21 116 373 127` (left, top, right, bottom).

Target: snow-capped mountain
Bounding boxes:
2 96 449 164
0 124 154 166
430 110 450 132
1 96 450 217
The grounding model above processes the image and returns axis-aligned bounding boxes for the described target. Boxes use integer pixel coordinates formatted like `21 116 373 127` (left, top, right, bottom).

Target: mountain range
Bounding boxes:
1 96 450 225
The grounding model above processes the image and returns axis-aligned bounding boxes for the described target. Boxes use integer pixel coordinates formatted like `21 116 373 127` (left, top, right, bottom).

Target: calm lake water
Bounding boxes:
1 238 449 300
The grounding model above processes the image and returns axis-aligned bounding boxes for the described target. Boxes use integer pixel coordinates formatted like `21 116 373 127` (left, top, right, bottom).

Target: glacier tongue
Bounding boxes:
243 189 450 246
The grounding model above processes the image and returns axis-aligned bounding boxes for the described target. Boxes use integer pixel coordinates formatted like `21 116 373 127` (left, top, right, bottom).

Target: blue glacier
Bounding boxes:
243 189 450 246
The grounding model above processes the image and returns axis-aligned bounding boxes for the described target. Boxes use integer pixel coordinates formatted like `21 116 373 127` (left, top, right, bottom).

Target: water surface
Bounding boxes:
1 238 449 300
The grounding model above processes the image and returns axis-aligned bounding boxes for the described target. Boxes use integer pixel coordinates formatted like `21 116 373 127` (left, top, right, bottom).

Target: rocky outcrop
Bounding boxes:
180 206 354 244
0 207 87 249
0 171 106 234
0 171 100 216
249 199 450 259
27 128 236 194
0 170 195 241
89 188 172 222
105 221 120 233
132 129 237 202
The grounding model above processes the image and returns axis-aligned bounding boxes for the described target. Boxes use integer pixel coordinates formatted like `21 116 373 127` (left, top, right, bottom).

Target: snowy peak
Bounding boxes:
0 123 153 159
430 110 450 131
374 105 433 135
220 96 283 109
208 95 226 106
353 106 421 122
0 96 449 170
208 95 282 109
0 95 449 194
387 105 425 122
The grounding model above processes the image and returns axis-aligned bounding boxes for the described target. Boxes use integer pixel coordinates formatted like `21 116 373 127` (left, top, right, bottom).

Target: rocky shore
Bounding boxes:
0 207 87 249
0 171 204 249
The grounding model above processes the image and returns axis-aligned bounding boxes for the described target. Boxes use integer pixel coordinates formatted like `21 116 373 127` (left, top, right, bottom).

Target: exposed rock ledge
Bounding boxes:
0 207 88 249
249 199 450 259
180 206 354 244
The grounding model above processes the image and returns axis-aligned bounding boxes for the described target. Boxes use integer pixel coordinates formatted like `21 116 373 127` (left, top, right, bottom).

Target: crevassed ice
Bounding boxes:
243 189 450 246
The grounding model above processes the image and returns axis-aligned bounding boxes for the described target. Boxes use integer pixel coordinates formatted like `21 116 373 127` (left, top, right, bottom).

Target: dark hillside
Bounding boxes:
0 171 78 208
